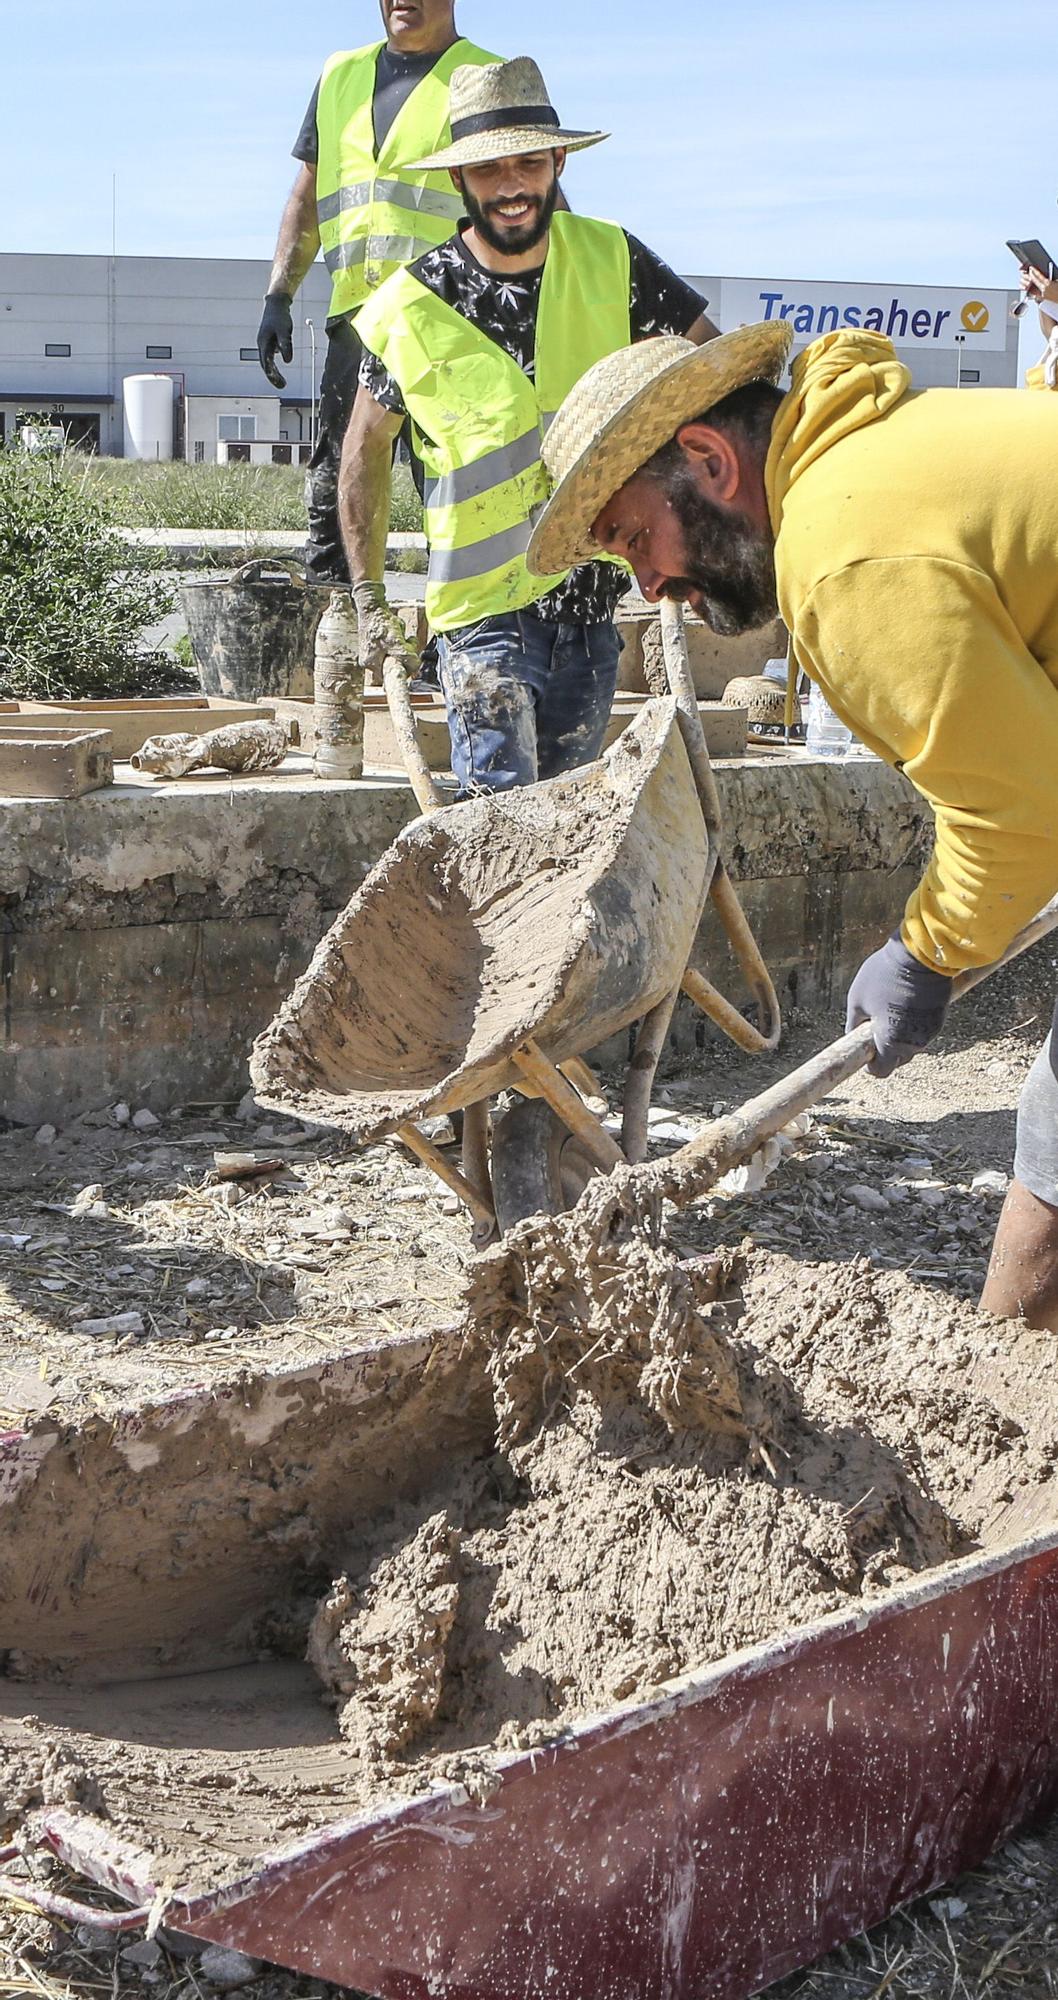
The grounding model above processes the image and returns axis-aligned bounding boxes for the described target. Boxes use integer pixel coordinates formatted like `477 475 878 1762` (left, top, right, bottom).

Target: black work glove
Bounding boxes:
845 934 953 1078
257 292 294 389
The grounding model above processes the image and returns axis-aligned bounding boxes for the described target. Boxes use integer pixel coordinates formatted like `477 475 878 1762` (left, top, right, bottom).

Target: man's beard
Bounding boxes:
659 463 778 636
461 172 559 256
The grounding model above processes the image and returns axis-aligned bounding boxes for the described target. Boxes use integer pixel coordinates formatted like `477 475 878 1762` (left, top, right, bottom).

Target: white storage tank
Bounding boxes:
123 374 174 461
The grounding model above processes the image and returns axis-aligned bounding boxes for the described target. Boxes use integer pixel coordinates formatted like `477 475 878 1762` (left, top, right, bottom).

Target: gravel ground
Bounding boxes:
3 950 1058 1998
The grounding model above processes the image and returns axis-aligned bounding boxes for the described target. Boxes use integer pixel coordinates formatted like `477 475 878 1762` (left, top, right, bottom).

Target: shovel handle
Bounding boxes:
648 896 1058 1208
382 652 443 817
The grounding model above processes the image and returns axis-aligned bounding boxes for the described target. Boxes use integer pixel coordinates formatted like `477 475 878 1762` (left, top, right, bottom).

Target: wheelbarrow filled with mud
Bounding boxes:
250 601 785 1239
5 1292 1058 1999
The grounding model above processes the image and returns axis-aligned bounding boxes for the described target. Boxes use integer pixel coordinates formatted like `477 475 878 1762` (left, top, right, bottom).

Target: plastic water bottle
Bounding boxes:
313 591 364 781
805 681 853 760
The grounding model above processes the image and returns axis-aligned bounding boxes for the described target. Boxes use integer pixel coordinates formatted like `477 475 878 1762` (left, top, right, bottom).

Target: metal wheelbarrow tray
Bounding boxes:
3 1329 1058 1998
251 693 714 1142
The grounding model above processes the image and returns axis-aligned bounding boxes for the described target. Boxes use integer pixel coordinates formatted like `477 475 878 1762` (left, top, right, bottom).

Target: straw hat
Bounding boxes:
407 56 608 172
527 321 793 577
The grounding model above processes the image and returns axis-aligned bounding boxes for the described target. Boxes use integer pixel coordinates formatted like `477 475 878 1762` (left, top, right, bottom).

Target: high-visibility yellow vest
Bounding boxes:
356 214 631 632
316 39 498 319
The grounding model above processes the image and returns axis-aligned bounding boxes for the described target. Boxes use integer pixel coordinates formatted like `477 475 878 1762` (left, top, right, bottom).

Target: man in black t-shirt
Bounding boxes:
344 57 717 794
255 3 499 582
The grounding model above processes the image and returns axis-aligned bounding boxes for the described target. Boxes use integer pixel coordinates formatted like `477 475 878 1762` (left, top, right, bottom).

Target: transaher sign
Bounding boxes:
720 278 1014 352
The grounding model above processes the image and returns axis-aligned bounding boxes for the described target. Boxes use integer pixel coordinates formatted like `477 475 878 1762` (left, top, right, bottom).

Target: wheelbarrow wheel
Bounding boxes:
491 1098 598 1232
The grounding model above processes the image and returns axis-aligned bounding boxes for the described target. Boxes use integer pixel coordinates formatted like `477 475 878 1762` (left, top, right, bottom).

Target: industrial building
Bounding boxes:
0 253 1019 458
0 252 332 458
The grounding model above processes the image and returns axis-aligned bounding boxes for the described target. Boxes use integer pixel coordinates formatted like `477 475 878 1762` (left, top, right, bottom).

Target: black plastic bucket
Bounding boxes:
179 559 332 701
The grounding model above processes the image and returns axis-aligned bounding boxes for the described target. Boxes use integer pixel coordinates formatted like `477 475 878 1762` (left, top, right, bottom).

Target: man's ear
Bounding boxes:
553 147 567 178
673 421 742 503
449 168 464 196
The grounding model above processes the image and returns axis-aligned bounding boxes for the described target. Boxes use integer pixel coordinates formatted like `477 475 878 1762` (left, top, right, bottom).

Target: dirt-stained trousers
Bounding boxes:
437 609 620 796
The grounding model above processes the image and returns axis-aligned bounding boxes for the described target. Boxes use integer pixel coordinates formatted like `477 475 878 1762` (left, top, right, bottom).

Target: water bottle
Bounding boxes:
805 681 853 760
313 591 364 781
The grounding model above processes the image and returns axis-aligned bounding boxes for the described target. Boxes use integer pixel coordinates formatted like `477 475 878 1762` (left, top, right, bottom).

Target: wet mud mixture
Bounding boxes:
5 1229 1058 1890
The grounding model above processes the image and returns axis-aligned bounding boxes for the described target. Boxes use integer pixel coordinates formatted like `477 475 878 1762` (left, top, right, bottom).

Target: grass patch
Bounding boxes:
77 458 424 535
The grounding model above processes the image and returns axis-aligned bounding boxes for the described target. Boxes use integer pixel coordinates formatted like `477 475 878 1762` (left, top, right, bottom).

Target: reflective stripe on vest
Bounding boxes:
356 214 632 632
314 39 498 318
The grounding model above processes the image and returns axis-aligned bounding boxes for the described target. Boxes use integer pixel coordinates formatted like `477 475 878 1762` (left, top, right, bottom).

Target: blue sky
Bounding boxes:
5 0 1056 299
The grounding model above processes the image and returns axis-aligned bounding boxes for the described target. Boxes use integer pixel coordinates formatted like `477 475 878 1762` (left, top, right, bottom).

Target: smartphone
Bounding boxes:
1007 238 1056 278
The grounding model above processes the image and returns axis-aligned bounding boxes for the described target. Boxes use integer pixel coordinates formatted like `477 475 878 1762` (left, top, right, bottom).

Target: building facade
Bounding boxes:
0 252 332 456
0 254 1020 458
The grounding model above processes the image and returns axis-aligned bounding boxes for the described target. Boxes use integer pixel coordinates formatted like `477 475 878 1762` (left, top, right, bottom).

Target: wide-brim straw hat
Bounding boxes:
408 56 608 172
527 321 794 577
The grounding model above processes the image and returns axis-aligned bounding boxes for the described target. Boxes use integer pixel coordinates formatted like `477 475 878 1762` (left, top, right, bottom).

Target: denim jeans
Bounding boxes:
437 609 620 795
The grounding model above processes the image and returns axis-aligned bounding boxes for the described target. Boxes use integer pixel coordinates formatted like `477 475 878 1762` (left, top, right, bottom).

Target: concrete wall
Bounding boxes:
0 757 932 1127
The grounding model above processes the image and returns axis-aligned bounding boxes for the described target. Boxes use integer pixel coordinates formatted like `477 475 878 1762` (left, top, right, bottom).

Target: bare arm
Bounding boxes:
267 163 321 299
686 309 721 344
339 386 406 582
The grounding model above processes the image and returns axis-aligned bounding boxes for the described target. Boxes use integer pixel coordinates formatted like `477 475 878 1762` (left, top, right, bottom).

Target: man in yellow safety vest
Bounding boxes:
256 3 499 582
341 56 718 793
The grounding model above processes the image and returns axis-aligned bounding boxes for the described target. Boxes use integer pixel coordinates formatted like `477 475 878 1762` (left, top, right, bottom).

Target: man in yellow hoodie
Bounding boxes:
527 321 1058 1331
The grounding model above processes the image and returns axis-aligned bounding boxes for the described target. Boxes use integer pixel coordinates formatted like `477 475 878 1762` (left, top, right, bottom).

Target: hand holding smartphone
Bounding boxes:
1007 241 1056 316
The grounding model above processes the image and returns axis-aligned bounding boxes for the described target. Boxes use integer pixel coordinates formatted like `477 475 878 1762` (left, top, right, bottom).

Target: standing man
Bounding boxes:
527 323 1058 1327
340 56 717 793
256 4 499 582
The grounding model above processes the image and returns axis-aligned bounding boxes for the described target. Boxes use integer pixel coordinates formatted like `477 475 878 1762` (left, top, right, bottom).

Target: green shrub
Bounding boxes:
0 448 174 700
390 462 424 535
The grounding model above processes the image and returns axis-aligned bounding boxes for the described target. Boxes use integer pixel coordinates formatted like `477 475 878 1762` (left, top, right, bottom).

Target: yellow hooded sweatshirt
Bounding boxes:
765 330 1058 973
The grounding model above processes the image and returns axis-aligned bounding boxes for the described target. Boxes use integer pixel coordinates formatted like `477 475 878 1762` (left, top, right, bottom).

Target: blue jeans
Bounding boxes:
437 609 620 795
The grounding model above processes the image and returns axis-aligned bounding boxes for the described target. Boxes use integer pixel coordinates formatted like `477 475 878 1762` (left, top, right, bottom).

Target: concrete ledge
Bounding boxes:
121 528 427 569
0 752 932 1124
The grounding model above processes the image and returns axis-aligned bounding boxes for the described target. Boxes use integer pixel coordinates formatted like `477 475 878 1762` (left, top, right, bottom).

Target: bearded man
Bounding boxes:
339 56 716 793
528 322 1058 1330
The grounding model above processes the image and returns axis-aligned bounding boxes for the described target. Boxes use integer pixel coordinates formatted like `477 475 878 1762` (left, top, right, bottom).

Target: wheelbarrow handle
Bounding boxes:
658 600 782 1055
0 1869 150 1933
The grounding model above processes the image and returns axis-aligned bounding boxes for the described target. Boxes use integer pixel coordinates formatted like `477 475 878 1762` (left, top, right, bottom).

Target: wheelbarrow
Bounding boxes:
4 1311 1058 1998
251 601 784 1237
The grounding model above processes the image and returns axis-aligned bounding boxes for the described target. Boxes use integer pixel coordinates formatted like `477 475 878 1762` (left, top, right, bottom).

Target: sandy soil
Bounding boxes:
3 952 1058 1998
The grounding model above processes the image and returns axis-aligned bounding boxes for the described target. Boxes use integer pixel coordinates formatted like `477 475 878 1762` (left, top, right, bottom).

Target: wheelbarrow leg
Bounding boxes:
512 1039 625 1174
398 1122 496 1231
461 1099 498 1247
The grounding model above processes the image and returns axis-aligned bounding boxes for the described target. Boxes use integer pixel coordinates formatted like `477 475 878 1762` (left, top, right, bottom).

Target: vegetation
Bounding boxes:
0 448 174 700
0 447 423 702
79 456 424 534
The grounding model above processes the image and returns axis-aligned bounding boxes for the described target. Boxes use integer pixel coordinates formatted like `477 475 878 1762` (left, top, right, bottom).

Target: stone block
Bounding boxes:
603 698 748 757
17 697 271 762
265 696 453 774
0 726 113 800
640 614 789 698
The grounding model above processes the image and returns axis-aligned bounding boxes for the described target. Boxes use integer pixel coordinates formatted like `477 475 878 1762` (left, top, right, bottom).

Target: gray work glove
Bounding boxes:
845 934 953 1078
353 579 418 679
257 292 293 389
